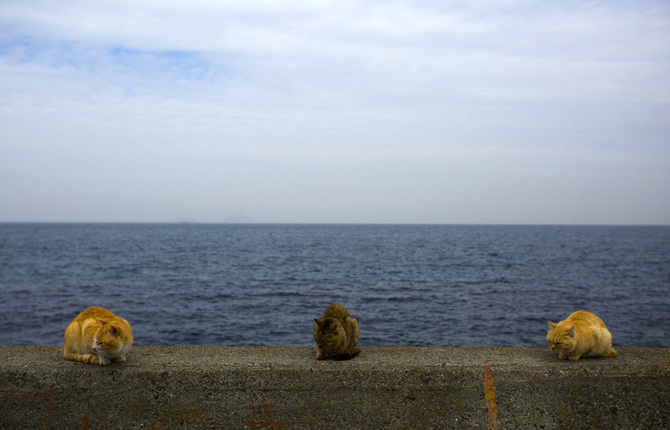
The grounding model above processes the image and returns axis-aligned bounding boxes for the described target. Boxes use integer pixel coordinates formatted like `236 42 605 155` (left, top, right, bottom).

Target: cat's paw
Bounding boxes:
316 351 324 360
113 356 126 363
97 356 111 366
558 353 567 360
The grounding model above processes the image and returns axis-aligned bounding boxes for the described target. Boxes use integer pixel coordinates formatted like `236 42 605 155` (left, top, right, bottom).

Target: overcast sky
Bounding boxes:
1 1 669 224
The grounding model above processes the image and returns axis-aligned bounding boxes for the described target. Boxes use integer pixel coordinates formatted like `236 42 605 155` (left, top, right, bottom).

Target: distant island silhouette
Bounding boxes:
174 217 199 224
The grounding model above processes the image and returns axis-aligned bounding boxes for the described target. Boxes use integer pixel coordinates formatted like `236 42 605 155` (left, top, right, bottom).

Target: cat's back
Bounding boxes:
74 306 119 322
68 306 132 340
321 304 351 321
565 310 608 329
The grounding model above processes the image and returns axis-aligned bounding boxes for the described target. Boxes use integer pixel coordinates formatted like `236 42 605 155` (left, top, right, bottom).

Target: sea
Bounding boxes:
0 223 668 348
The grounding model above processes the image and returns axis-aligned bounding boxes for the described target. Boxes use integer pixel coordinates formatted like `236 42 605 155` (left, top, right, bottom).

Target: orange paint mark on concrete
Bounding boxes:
249 395 287 429
79 414 89 430
149 410 211 429
482 365 498 430
518 371 542 384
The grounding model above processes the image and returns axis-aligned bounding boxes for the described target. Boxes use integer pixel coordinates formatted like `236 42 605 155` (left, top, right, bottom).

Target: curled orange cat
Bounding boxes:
64 306 133 365
313 304 360 360
547 310 617 361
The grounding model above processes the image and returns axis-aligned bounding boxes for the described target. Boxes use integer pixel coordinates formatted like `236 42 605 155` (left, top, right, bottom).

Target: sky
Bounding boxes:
1 0 669 225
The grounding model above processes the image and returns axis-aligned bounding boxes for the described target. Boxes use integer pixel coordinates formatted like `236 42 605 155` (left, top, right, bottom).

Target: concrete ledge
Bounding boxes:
1 346 669 429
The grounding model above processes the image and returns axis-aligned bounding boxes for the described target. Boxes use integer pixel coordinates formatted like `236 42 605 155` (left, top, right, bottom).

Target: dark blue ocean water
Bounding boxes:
0 223 668 348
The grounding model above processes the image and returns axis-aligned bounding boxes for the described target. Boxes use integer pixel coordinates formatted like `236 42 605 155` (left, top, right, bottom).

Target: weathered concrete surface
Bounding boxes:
1 346 668 429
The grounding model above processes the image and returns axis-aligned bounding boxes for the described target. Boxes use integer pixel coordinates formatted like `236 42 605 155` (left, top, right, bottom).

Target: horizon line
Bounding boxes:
1 221 668 227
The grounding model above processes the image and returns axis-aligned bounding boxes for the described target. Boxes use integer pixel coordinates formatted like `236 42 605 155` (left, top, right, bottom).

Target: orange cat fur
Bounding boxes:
547 310 617 361
313 304 360 360
64 306 133 366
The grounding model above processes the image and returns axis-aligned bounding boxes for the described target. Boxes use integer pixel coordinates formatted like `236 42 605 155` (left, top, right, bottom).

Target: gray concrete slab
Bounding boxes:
1 346 669 429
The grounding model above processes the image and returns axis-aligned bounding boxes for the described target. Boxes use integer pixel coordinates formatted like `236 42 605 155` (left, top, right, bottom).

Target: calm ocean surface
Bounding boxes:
0 223 668 348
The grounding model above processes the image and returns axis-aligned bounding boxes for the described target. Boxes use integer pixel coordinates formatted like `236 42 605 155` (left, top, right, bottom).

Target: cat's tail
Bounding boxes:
336 347 361 361
64 351 104 365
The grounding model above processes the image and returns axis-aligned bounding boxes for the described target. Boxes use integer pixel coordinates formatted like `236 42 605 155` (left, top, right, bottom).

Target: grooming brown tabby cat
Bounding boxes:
313 304 360 360
547 310 617 361
64 306 133 365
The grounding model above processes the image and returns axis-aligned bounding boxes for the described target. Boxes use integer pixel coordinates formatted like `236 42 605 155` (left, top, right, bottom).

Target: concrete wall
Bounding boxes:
1 346 668 429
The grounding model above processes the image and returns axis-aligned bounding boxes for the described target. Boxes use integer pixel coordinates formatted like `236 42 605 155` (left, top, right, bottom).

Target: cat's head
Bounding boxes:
546 321 576 352
313 317 345 350
92 318 127 356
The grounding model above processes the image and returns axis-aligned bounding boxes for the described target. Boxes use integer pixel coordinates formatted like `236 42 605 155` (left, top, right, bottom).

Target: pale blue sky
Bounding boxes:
1 0 669 224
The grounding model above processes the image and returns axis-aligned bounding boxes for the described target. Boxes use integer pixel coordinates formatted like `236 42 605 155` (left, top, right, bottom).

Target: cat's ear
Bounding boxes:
314 318 321 326
568 326 575 337
109 325 118 336
97 318 107 327
548 321 557 329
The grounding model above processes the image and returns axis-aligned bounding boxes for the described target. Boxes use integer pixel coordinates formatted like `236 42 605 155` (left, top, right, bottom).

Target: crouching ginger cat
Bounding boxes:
314 304 360 360
547 310 617 361
64 306 133 365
